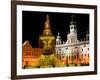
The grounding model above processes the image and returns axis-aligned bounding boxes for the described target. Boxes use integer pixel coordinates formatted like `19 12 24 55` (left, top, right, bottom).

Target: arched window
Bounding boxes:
66 48 68 49
26 52 28 56
57 49 62 54
82 49 83 51
71 26 73 29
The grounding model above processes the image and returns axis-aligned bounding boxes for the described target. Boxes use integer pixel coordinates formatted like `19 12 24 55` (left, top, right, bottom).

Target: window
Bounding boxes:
26 52 28 56
29 52 31 56
75 46 77 48
71 26 73 29
57 49 62 54
74 26 76 29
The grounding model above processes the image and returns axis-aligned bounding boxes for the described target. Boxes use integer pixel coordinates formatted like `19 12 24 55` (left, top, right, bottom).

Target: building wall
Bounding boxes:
55 41 89 65
22 41 43 68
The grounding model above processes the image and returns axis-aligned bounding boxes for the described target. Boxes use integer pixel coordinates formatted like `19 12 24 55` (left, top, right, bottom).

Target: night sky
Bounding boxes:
22 11 89 47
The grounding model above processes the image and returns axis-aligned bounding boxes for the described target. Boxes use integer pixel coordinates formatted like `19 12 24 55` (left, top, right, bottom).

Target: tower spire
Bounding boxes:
70 15 76 24
42 15 52 36
56 32 61 45
67 15 79 44
69 15 77 34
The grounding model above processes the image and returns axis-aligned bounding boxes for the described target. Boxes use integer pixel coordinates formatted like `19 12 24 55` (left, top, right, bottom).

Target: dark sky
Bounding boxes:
22 11 89 47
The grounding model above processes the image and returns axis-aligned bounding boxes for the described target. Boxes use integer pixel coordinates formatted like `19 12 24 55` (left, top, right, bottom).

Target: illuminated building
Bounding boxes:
22 15 90 68
22 15 56 68
55 15 90 65
22 41 43 68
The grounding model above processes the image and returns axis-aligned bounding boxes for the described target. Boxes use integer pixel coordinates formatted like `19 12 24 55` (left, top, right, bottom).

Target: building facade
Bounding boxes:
22 15 90 68
55 16 89 65
22 41 43 68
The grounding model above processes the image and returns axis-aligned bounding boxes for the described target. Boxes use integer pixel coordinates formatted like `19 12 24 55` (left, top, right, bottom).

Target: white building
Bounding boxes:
55 17 89 60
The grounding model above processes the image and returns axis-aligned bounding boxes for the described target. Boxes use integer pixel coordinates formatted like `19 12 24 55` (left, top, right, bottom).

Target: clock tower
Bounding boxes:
67 15 79 44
